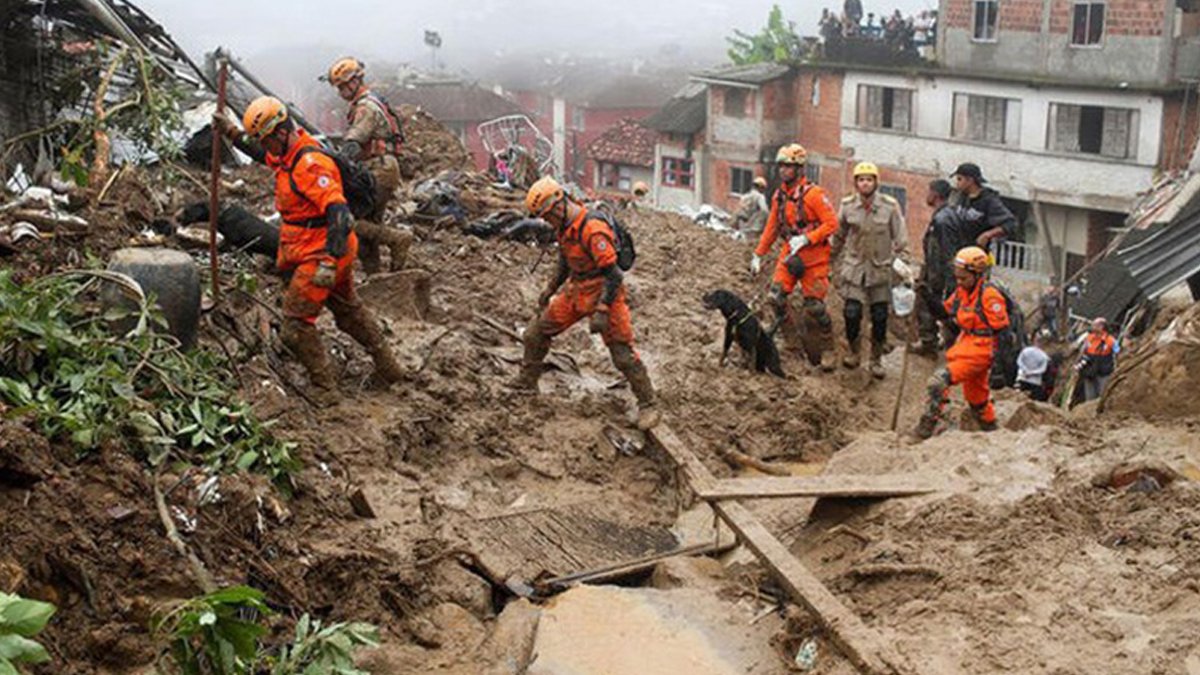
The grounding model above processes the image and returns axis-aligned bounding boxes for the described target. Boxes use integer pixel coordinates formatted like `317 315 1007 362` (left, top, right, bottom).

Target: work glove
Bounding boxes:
538 287 556 308
750 254 763 275
211 111 240 141
325 203 354 259
312 261 337 289
589 307 610 335
788 234 810 252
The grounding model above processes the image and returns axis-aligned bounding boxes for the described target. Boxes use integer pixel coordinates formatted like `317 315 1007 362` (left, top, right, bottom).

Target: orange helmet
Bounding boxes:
327 57 365 87
242 96 289 141
954 246 991 274
776 143 808 166
526 176 566 217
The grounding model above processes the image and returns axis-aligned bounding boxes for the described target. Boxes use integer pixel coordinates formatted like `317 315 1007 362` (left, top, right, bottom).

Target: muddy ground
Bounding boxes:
2 114 1199 674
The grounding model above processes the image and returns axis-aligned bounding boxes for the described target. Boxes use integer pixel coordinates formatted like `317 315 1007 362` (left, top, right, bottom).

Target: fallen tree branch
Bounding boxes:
720 442 791 477
152 477 217 594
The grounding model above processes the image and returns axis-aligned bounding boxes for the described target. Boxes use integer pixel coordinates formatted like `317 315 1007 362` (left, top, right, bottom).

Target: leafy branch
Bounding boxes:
0 593 56 675
0 270 297 483
726 4 808 65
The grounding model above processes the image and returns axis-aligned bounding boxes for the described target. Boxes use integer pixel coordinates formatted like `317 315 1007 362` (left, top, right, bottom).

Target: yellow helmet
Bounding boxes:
775 143 807 166
242 96 289 141
631 180 650 196
954 246 991 274
526 176 566 217
327 57 365 87
853 161 879 178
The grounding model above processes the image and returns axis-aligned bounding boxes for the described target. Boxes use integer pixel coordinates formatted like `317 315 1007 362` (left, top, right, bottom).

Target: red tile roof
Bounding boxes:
586 118 656 168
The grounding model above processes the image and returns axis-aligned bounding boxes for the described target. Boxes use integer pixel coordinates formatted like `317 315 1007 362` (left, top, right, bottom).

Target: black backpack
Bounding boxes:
960 280 1027 388
579 210 636 271
287 145 378 220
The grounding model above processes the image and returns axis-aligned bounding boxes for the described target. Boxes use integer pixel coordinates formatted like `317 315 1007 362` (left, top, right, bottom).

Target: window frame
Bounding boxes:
972 0 999 42
951 92 1022 146
724 88 749 119
1046 102 1139 160
880 185 907 214
855 84 916 133
730 166 755 195
662 157 696 188
1070 1 1106 47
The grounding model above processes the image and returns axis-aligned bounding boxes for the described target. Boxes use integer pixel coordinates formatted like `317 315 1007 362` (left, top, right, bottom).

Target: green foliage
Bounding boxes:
156 586 271 675
726 4 808 65
156 587 379 675
0 270 298 483
55 45 188 186
270 615 380 675
0 593 56 674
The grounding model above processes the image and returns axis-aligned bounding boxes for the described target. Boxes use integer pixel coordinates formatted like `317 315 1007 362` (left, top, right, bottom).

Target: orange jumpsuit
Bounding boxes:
943 281 1010 423
754 178 840 299
539 209 633 345
266 129 359 323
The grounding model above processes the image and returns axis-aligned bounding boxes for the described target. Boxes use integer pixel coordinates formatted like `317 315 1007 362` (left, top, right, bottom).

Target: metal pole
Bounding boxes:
208 58 228 304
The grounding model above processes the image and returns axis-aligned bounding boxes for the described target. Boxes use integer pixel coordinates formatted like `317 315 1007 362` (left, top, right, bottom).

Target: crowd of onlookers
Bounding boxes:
819 1 938 58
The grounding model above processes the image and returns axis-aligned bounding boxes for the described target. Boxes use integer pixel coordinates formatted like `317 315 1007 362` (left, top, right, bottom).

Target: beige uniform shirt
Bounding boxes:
734 190 769 235
345 95 400 204
833 192 908 289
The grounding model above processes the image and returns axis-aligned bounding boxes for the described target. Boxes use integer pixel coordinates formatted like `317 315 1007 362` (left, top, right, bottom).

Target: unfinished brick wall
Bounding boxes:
796 70 845 158
873 164 941 261
998 0 1046 32
1050 0 1167 36
1159 91 1200 171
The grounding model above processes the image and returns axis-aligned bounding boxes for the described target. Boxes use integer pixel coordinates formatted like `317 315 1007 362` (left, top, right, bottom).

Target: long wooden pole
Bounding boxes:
208 57 228 304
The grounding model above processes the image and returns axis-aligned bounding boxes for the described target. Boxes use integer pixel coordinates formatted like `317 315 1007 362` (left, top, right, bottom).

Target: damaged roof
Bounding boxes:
642 82 707 135
587 118 655 168
380 81 524 124
692 62 791 87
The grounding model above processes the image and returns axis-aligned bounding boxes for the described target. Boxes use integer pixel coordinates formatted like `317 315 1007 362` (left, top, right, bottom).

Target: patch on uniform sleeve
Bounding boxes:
990 301 1003 313
596 239 608 252
317 175 331 189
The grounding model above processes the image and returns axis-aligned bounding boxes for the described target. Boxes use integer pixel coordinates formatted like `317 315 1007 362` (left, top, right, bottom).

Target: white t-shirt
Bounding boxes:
1017 345 1050 386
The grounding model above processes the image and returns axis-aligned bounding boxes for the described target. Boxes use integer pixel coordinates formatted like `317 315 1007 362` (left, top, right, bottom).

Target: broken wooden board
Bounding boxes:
698 474 942 501
648 425 916 675
459 501 679 587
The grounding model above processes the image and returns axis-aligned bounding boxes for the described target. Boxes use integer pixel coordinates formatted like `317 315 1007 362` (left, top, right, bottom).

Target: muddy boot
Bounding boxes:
842 337 861 369
611 343 660 430
329 298 405 385
357 221 413 272
971 403 998 432
358 232 384 274
510 318 551 392
806 300 836 373
868 340 886 379
912 412 938 440
280 318 340 407
388 229 414 271
907 339 938 357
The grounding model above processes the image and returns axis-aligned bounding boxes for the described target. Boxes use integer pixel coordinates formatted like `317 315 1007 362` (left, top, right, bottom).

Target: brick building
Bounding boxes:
642 82 708 210
587 118 656 194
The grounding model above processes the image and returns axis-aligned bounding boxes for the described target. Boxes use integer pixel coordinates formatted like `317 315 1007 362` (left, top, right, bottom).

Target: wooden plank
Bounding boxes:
649 425 914 675
698 475 942 501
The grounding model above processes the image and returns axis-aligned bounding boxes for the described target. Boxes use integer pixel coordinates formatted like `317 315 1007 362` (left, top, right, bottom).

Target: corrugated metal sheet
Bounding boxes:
1116 215 1200 300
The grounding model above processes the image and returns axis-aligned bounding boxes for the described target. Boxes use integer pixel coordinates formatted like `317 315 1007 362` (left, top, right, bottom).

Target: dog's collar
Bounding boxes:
735 312 755 327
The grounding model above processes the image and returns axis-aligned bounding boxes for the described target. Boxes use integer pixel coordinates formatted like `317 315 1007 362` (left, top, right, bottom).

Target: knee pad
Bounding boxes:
806 299 833 328
844 299 864 324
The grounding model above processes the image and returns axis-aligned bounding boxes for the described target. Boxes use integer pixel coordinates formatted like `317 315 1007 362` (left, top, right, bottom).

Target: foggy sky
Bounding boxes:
144 0 936 80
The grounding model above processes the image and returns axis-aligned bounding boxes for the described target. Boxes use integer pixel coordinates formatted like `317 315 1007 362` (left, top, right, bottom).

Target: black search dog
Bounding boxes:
702 290 785 377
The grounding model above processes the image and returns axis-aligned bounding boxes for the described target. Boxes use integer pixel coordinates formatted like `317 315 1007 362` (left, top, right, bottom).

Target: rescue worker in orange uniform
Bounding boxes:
914 246 1010 439
511 177 660 430
325 57 412 273
750 144 840 370
1078 317 1118 401
217 96 403 406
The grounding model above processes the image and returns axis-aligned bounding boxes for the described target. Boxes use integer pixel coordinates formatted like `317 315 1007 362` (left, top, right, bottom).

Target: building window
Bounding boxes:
856 85 914 132
730 167 755 194
725 88 748 118
1048 103 1138 159
811 77 821 107
880 185 907 214
973 0 999 41
1071 2 1105 45
805 163 821 184
952 93 1021 145
572 108 585 131
662 157 695 188
599 163 634 191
